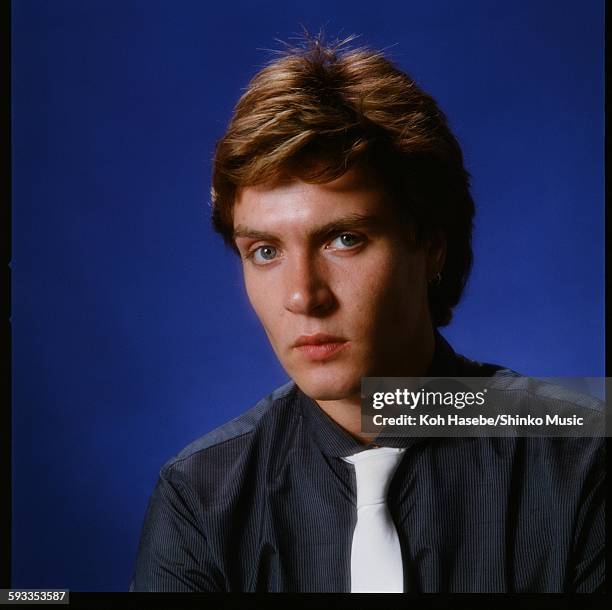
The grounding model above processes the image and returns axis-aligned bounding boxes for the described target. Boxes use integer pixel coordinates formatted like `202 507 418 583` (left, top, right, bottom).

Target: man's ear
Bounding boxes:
426 230 447 279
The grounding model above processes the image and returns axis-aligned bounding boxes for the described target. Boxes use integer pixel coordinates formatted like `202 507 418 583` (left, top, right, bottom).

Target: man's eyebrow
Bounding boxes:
233 227 277 241
233 213 383 242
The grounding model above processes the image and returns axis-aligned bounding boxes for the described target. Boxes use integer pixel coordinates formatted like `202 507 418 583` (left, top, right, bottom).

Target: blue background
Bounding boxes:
11 0 604 591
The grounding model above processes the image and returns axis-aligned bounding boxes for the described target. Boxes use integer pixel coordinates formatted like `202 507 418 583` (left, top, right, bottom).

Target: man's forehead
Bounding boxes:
234 182 390 237
233 167 393 232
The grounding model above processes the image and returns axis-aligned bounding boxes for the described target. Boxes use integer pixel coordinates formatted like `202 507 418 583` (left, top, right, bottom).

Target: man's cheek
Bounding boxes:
245 282 270 316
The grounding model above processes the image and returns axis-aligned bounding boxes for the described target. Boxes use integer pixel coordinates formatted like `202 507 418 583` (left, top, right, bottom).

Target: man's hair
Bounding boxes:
211 34 475 327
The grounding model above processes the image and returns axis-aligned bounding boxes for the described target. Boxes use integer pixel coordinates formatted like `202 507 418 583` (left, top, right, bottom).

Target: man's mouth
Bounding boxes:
292 334 349 361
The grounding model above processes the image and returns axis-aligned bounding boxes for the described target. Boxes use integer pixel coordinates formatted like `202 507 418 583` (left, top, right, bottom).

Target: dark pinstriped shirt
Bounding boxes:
131 332 605 592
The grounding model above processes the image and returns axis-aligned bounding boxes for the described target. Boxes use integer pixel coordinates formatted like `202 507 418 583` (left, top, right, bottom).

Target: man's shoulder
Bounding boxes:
485 369 604 473
487 368 604 413
160 380 299 477
453 357 604 457
455 347 603 415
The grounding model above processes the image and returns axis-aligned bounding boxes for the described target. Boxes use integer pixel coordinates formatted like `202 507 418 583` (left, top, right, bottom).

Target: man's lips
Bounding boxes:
292 334 348 361
293 333 346 347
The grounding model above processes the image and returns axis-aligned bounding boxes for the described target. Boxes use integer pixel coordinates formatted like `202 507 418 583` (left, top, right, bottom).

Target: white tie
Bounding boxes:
342 446 406 593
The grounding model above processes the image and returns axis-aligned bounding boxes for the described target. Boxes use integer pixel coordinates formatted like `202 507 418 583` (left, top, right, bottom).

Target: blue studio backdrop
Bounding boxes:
11 0 604 591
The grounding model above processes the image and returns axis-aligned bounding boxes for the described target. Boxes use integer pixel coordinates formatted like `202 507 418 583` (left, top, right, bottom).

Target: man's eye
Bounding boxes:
251 245 278 264
328 233 364 249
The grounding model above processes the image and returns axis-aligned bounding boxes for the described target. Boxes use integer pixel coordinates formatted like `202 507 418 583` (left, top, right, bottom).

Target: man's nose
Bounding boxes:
283 254 336 316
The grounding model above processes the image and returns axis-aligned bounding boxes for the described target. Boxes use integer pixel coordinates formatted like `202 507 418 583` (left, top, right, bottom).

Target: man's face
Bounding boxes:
233 167 441 401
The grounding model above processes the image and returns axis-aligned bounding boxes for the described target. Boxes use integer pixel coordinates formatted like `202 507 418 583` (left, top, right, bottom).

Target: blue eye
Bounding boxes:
252 245 278 264
330 233 364 249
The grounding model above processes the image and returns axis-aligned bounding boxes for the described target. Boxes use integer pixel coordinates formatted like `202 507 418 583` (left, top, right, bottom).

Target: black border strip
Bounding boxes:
65 592 608 609
2 0 12 591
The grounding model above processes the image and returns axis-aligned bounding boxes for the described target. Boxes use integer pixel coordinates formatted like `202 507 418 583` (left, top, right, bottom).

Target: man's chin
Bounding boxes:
293 375 361 403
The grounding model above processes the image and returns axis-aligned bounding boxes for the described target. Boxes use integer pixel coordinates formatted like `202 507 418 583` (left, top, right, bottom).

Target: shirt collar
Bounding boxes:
299 330 461 457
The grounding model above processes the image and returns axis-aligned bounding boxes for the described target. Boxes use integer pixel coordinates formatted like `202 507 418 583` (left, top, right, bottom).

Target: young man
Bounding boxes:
131 37 604 593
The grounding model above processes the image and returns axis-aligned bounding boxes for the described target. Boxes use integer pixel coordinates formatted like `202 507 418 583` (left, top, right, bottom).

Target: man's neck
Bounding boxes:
315 328 437 444
315 394 376 444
